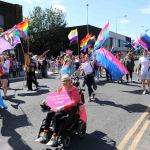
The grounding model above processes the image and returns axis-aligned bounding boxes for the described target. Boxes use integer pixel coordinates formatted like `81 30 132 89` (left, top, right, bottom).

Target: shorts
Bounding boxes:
140 70 150 80
0 73 9 80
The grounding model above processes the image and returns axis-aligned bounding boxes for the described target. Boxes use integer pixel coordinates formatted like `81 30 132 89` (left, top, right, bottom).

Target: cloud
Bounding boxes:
51 0 62 4
140 5 150 14
119 19 129 24
52 4 66 13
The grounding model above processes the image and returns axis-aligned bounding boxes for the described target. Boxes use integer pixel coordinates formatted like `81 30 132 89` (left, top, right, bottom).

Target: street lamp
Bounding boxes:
115 15 127 47
136 26 144 38
86 4 89 34
115 15 127 34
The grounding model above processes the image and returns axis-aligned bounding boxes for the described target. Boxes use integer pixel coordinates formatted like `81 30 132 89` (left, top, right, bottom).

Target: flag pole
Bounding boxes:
77 28 80 56
27 37 29 53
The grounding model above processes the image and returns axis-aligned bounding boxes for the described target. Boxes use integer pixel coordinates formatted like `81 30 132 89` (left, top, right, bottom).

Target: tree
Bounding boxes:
28 6 67 55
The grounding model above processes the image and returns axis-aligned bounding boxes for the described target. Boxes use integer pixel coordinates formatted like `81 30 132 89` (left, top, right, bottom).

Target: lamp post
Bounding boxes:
115 15 127 47
86 4 89 34
136 26 144 38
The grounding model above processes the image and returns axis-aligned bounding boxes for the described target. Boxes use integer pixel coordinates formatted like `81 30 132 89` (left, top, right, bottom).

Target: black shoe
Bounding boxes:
93 85 97 90
92 93 95 100
27 89 33 91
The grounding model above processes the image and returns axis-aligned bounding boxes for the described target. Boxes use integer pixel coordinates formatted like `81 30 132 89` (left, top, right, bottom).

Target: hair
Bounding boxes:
61 74 72 82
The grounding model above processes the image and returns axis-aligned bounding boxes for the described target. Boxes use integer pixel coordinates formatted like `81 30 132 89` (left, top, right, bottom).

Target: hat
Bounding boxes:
61 75 71 82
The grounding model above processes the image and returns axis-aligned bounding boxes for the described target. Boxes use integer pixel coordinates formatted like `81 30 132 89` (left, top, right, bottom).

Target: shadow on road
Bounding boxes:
96 80 109 86
0 109 32 150
93 98 149 113
120 82 141 87
45 130 116 150
9 98 25 109
17 89 50 97
121 89 143 95
65 130 116 150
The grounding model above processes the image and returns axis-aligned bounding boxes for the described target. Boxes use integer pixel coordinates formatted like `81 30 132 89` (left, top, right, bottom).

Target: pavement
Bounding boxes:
9 71 55 83
0 72 150 150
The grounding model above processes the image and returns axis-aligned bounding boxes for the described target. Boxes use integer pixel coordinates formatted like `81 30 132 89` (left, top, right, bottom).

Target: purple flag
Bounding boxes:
0 32 21 54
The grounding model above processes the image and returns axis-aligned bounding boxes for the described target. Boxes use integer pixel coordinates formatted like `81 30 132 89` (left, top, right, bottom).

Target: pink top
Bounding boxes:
57 85 81 111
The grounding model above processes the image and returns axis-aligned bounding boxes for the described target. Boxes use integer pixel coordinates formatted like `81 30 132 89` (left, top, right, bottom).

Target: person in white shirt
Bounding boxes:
0 55 10 99
138 49 150 94
81 54 97 102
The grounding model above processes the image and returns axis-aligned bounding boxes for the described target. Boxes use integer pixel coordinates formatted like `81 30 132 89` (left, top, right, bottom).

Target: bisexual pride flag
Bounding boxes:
92 48 128 81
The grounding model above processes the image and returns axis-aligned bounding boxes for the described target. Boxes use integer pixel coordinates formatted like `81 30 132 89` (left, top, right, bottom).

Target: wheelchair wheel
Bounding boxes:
78 121 86 138
62 136 71 148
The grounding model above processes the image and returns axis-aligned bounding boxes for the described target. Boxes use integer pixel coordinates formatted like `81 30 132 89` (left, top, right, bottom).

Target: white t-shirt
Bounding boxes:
4 60 10 73
81 61 93 74
139 56 150 72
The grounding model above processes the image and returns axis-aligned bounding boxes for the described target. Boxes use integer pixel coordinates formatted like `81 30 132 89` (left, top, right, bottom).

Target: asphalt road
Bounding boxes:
0 73 150 150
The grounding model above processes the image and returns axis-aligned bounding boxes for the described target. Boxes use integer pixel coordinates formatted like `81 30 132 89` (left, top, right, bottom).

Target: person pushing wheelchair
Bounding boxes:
35 75 81 146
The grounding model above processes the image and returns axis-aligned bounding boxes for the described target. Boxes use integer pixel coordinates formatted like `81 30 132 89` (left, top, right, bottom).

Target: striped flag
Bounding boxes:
94 22 109 51
138 33 150 50
68 29 78 43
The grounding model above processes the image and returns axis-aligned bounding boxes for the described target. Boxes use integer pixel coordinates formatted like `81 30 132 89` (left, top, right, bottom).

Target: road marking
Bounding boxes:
117 105 150 150
128 119 150 150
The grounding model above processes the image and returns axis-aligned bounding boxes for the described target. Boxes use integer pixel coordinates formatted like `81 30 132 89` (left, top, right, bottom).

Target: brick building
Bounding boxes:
0 1 22 32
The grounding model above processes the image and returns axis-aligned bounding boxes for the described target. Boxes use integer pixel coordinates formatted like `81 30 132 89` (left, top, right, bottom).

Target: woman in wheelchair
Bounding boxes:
36 75 81 146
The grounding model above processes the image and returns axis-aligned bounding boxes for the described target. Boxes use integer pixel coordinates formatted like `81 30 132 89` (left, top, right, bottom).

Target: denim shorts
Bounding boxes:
140 70 150 80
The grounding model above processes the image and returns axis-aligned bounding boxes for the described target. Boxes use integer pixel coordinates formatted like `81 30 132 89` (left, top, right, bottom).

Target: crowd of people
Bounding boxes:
0 49 150 147
0 49 149 103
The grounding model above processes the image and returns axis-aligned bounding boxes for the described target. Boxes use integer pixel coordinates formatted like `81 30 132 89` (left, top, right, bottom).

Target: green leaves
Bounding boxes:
28 6 67 55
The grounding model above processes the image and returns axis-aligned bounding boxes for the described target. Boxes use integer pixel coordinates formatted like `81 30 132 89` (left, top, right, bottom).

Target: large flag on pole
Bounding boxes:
137 33 150 50
94 22 109 51
92 47 128 81
13 18 29 38
0 28 21 53
80 34 95 52
68 28 78 43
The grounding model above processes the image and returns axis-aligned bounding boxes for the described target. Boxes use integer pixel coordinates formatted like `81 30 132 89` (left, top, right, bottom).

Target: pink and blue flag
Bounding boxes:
94 22 109 50
92 48 128 81
137 33 150 50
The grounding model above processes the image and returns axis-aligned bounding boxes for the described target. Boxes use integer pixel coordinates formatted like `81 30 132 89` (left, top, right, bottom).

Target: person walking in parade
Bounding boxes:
137 49 150 94
81 54 97 102
25 53 38 91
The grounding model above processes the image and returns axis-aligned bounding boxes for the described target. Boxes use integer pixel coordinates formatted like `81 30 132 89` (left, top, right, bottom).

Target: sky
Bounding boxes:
3 0 150 40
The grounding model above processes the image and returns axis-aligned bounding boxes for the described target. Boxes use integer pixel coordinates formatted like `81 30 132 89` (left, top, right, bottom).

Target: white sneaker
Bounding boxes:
142 90 147 95
46 137 57 146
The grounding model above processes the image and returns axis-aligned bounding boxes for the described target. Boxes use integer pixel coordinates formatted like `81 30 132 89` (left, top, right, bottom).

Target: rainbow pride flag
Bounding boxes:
94 22 109 50
80 34 95 51
13 18 29 38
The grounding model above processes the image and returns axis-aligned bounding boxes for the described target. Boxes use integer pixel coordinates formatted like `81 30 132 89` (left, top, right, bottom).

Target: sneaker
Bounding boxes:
92 93 95 100
46 137 57 146
88 97 91 102
35 131 48 143
142 90 147 95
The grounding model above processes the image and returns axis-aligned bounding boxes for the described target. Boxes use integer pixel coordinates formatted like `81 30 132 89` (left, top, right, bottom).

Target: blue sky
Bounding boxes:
3 0 150 39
